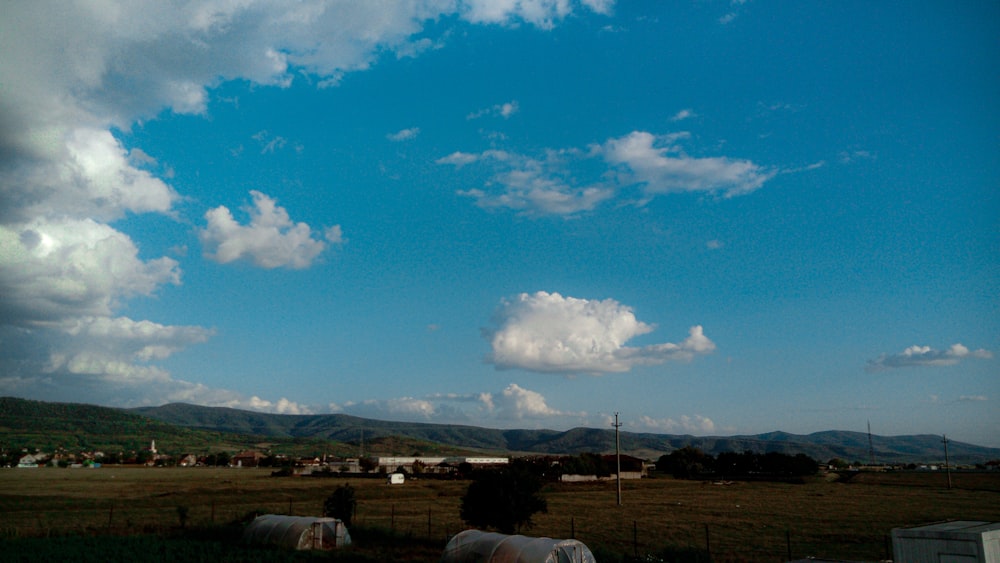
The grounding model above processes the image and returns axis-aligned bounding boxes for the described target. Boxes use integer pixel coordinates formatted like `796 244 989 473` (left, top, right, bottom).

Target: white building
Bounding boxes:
892 521 1000 563
374 456 509 473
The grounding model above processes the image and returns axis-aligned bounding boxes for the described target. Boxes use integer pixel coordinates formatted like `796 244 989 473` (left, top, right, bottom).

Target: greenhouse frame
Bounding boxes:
242 514 351 551
441 529 596 563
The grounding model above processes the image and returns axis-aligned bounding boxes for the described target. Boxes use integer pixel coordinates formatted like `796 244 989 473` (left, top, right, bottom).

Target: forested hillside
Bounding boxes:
2 397 997 465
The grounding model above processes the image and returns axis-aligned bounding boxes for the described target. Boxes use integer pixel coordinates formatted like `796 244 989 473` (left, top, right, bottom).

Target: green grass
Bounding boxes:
0 467 997 562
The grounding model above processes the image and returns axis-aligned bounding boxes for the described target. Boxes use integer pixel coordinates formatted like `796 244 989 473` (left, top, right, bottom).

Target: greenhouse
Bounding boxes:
441 530 596 563
242 514 351 551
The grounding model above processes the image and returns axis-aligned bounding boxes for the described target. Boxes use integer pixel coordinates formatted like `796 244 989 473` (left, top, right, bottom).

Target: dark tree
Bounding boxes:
460 462 548 534
656 446 713 479
205 451 231 467
323 484 356 526
560 453 611 478
358 456 378 473
789 453 819 476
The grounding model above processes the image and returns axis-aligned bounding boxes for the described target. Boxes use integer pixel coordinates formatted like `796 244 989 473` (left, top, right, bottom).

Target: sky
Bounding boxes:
1 1 997 448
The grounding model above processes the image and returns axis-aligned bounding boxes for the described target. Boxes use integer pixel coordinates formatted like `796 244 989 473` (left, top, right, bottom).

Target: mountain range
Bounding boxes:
1 397 997 465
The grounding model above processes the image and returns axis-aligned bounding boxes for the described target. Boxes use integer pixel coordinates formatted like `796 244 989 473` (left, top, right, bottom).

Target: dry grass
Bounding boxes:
1 467 997 562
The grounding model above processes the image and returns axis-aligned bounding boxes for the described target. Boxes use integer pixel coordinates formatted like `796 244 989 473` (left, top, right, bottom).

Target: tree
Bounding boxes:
456 462 473 478
559 453 611 478
324 484 356 526
459 462 547 534
358 456 378 473
657 446 713 479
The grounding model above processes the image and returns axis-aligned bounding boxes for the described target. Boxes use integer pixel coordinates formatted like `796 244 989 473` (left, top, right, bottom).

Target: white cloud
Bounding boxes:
330 385 583 426
867 343 993 371
449 150 615 216
62 316 213 362
467 100 520 120
839 150 876 164
436 151 483 167
670 109 696 121
958 395 988 402
0 0 611 409
0 218 180 324
598 131 773 198
36 316 212 388
441 130 772 216
635 414 716 434
492 383 561 419
486 291 715 374
1 127 179 224
243 396 313 415
342 397 438 420
200 191 338 269
387 127 421 141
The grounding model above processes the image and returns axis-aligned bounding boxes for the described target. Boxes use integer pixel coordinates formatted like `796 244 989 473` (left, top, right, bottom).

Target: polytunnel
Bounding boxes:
441 529 596 563
242 514 351 551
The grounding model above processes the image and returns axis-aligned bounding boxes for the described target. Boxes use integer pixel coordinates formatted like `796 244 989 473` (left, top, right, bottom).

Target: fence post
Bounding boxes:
633 520 639 559
704 523 711 561
571 517 575 539
428 507 432 538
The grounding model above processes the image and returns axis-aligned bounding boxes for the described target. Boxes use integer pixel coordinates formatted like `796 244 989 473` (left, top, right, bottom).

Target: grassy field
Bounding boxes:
0 467 997 562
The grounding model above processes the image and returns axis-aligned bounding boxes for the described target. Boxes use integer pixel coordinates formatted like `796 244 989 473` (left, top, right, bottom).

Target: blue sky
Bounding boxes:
2 1 997 448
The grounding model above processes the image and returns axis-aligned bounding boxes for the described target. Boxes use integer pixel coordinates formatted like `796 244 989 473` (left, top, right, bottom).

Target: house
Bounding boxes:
177 454 198 467
231 450 266 468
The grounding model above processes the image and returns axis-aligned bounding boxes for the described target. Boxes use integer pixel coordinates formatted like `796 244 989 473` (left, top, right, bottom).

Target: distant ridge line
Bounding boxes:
1 397 997 465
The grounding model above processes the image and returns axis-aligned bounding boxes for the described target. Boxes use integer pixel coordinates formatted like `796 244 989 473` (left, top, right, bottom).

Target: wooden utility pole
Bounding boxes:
942 435 952 489
613 412 622 506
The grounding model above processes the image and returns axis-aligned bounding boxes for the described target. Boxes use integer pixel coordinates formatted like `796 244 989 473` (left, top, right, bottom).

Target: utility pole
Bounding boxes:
867 420 876 466
942 435 952 490
613 412 622 506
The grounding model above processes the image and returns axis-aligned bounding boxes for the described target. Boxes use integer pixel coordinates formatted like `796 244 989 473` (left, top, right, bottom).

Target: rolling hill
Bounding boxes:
130 401 999 465
2 397 997 465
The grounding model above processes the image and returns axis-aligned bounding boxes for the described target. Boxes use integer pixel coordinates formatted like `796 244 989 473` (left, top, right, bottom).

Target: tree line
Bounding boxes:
656 446 819 480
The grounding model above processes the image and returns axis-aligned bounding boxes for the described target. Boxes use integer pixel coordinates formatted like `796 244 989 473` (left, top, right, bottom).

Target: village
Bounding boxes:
5 439 658 482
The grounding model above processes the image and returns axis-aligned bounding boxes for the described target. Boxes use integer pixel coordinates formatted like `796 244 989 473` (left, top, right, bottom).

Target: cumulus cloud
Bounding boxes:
492 383 581 419
0 218 180 324
337 384 582 425
200 191 339 269
867 343 993 371
440 130 772 216
0 0 611 409
343 397 440 420
461 1 608 29
242 396 313 415
486 291 715 374
635 414 716 434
